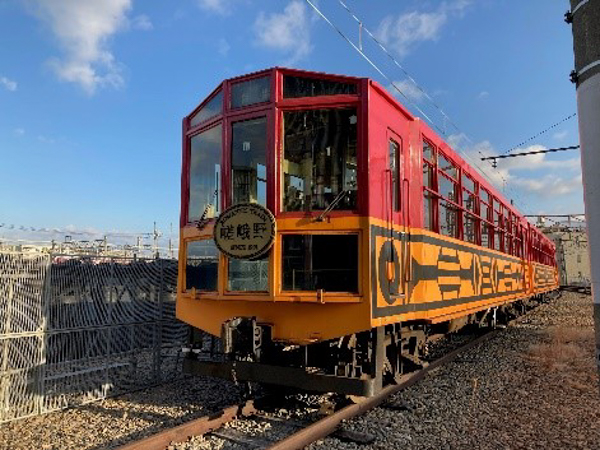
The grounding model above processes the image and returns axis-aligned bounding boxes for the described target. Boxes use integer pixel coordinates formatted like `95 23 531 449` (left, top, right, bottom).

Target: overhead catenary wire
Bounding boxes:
306 0 532 211
332 0 535 210
481 145 580 167
336 0 462 134
328 1 523 198
501 113 577 155
302 0 438 129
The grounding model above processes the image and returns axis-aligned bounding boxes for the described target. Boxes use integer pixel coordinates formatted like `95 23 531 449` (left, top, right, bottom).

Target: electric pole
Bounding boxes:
567 0 600 376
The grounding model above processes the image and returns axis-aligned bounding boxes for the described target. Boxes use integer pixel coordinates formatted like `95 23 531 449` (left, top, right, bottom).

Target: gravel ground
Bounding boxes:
308 291 600 450
1 291 596 450
0 376 241 450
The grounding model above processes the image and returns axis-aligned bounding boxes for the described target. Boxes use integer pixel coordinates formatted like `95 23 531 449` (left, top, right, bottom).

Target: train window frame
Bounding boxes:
422 139 437 231
283 75 358 98
512 216 520 256
438 151 458 180
280 233 360 293
230 75 271 110
461 172 478 244
230 116 269 207
480 188 493 249
190 89 223 128
389 138 401 212
187 122 223 224
184 239 219 293
280 106 359 215
226 255 270 293
492 198 504 252
437 150 459 238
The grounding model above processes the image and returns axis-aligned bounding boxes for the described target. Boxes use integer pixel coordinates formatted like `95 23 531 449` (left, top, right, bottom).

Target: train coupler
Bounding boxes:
221 317 272 361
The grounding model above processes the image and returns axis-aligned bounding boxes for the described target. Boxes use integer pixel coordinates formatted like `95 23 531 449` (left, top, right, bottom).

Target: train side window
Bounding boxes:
283 75 357 98
422 140 436 230
492 199 502 251
423 140 435 162
464 212 477 244
439 174 457 202
440 199 458 238
480 189 493 249
462 174 477 244
190 90 223 127
228 256 269 292
283 108 358 212
389 139 400 211
462 173 475 192
189 124 222 222
282 234 358 292
231 76 270 109
423 192 434 230
438 151 458 238
185 240 219 292
482 223 491 248
438 152 458 179
480 190 491 221
494 228 502 252
231 117 267 206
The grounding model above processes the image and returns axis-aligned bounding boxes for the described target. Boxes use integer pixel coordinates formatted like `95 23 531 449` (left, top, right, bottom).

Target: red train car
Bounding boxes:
177 68 558 396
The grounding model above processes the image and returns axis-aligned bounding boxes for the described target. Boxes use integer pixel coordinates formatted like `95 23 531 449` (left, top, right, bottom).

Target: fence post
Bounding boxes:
106 258 115 397
0 257 15 421
154 259 165 384
36 254 52 416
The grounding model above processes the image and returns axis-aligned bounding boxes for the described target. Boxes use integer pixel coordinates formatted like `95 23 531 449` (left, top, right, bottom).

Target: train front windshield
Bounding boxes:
182 70 362 298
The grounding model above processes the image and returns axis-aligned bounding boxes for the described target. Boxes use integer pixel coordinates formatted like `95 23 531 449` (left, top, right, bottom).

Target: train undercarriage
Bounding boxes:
182 295 553 397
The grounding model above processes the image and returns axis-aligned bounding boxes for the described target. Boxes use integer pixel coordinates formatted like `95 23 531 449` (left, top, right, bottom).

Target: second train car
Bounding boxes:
177 68 558 396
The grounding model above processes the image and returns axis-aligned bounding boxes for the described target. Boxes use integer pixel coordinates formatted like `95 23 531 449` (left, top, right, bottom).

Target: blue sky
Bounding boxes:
0 0 582 245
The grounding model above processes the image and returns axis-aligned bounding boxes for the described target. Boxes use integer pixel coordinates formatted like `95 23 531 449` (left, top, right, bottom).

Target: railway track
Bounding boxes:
116 327 501 450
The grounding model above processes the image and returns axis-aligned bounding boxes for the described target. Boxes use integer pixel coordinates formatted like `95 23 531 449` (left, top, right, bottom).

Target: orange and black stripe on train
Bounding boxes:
177 67 558 395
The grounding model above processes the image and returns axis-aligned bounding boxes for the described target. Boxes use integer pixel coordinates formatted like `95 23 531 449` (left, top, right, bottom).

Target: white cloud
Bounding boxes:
37 135 55 144
376 0 471 57
131 14 152 30
28 0 135 94
14 128 25 136
196 0 233 15
477 90 489 99
388 79 425 103
553 130 568 141
0 76 17 91
218 38 230 56
512 174 582 197
254 1 311 65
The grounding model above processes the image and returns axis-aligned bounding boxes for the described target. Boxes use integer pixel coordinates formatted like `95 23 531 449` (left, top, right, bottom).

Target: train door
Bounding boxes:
380 128 408 303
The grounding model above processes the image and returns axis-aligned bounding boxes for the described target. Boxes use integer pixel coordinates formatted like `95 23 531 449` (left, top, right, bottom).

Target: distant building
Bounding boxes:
544 227 590 287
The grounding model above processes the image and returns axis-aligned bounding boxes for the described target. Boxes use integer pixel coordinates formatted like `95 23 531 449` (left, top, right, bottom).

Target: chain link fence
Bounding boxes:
0 251 187 423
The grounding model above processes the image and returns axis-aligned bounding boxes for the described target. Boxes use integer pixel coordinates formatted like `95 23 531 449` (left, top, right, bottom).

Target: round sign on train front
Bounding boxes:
213 203 276 260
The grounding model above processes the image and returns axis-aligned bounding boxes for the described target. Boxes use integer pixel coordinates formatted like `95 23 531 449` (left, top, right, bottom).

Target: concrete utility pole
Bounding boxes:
567 0 600 375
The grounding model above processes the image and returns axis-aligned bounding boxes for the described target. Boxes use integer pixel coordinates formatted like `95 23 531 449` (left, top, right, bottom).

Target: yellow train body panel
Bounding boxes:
176 216 558 344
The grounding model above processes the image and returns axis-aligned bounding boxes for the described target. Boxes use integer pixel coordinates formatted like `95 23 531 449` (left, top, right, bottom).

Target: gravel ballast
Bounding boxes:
1 290 597 450
309 290 600 450
0 376 241 450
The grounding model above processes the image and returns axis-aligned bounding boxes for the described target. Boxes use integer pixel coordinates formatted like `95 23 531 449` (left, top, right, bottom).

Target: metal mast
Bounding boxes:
567 0 600 376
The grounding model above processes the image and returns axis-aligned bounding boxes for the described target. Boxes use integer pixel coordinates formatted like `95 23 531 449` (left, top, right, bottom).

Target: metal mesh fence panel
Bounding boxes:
0 252 187 422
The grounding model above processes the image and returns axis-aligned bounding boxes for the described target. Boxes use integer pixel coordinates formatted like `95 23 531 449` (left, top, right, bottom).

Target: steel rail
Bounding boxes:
115 400 257 450
266 329 499 450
